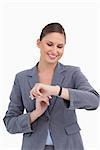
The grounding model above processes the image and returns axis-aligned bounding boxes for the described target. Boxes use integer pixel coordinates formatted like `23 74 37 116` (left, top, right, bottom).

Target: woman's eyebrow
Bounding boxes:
47 40 64 45
47 40 53 43
58 43 64 46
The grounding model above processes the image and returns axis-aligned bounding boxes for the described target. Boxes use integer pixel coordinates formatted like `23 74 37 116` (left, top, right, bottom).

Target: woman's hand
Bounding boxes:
29 96 49 123
35 96 49 117
30 83 60 99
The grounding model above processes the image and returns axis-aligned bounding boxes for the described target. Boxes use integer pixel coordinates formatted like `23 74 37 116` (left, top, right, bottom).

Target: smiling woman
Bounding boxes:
3 22 100 150
37 23 65 66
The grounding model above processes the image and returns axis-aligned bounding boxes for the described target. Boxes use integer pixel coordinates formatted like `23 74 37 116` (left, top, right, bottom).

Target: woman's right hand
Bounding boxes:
35 96 49 117
29 96 49 123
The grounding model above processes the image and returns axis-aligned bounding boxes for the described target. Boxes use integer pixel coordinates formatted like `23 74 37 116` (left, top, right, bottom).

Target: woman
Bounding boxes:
3 22 99 150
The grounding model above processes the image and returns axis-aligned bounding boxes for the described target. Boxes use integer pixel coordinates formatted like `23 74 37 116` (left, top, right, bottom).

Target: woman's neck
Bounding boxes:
37 61 58 73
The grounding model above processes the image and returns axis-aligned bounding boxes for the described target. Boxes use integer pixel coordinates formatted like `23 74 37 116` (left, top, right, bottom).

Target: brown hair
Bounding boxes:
40 22 66 43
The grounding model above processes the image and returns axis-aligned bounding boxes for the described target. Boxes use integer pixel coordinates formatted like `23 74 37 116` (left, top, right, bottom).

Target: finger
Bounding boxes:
41 100 49 106
42 99 50 106
47 101 50 106
38 96 49 106
29 91 34 100
29 94 35 100
29 90 36 100
32 85 43 97
36 86 43 96
30 87 41 99
29 95 33 100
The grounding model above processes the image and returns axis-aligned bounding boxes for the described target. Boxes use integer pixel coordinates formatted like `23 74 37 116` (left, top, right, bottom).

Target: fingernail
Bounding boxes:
29 95 34 100
49 96 52 99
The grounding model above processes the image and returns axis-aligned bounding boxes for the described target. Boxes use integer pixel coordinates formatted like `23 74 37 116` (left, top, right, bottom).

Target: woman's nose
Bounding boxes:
52 46 57 52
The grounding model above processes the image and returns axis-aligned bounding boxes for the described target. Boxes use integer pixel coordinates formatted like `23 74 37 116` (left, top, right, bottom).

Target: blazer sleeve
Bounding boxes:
3 74 36 134
68 67 100 110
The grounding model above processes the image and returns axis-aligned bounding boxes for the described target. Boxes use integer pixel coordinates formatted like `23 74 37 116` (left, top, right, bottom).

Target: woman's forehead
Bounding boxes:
42 32 65 44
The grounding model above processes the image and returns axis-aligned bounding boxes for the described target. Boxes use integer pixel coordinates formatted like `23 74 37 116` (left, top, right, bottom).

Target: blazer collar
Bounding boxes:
27 62 39 89
48 62 65 112
26 62 66 88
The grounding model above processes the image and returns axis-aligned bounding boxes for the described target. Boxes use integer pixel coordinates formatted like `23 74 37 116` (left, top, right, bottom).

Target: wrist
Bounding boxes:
34 109 42 117
52 85 60 96
29 110 40 123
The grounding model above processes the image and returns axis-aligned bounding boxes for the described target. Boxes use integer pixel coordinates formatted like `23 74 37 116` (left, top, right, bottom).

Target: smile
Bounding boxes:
47 54 58 59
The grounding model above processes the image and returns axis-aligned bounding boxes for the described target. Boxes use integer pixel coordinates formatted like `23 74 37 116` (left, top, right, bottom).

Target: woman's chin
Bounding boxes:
46 59 58 64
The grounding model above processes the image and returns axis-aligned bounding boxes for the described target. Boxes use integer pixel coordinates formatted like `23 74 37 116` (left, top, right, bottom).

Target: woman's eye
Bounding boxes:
57 46 63 49
47 43 52 46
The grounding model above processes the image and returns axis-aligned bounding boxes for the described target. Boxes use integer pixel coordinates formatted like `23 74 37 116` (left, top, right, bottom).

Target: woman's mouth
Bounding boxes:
47 53 58 60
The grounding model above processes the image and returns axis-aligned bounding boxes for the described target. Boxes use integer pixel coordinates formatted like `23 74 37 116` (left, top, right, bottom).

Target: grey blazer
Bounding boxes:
3 62 99 150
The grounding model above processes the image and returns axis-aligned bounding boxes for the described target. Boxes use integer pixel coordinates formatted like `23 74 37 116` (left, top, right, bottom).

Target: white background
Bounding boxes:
0 0 100 150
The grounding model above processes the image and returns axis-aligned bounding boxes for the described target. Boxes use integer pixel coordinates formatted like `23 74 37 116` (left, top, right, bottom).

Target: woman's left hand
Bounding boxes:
30 83 60 100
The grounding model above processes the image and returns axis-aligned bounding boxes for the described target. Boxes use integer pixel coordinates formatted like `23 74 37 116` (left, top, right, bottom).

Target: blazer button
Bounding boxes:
45 116 49 121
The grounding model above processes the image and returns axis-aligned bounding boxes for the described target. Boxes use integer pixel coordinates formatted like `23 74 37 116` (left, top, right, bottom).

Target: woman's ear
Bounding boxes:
37 39 41 48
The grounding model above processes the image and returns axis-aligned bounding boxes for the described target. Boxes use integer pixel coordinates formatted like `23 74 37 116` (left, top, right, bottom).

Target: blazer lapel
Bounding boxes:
27 65 38 89
26 64 50 117
48 63 65 113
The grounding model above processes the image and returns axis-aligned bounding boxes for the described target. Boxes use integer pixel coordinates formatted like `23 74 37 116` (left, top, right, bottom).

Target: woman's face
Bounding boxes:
37 32 65 65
